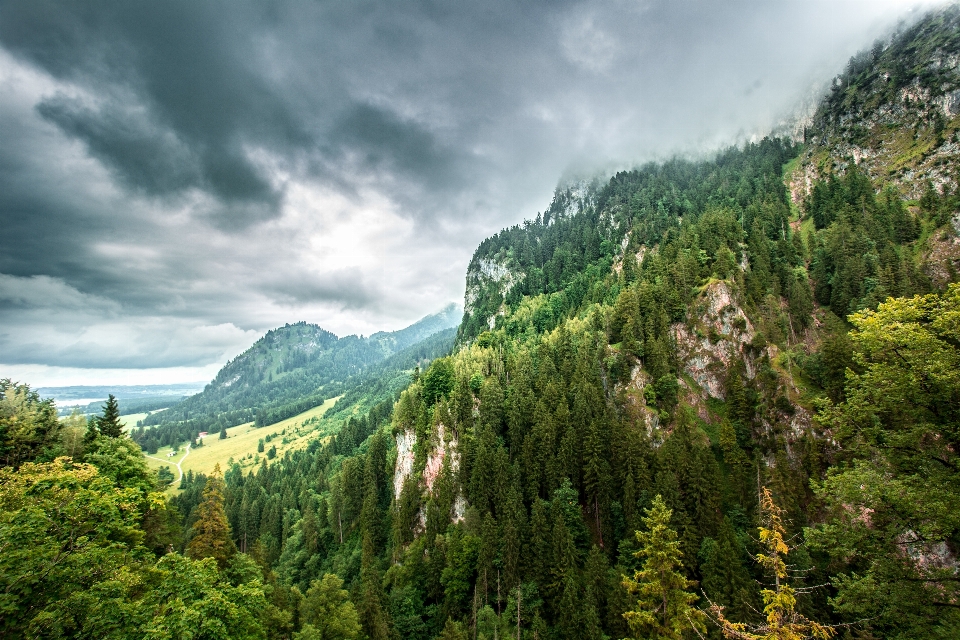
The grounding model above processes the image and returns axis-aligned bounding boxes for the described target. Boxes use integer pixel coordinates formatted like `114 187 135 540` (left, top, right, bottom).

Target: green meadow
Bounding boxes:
143 396 340 486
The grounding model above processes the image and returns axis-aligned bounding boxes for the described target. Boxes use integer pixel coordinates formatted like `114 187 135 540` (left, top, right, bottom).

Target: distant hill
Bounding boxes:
132 305 459 449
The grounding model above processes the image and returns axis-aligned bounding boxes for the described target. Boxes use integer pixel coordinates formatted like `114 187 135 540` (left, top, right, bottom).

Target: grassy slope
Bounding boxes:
144 396 340 482
120 413 149 430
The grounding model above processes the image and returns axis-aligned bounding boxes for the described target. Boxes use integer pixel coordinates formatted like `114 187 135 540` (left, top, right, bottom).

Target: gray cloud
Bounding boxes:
0 0 945 379
36 92 203 196
263 267 384 310
0 274 257 368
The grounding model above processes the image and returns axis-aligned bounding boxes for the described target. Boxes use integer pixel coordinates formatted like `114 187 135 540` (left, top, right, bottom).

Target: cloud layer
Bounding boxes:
0 0 942 383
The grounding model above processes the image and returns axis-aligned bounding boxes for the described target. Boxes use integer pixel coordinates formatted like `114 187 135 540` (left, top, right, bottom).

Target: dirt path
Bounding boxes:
145 444 191 482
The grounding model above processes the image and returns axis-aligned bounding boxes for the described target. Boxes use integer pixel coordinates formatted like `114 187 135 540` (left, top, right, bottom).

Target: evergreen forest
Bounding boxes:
3 6 960 640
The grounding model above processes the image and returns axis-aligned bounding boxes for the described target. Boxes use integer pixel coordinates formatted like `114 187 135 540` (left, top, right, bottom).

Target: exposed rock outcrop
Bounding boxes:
674 280 756 399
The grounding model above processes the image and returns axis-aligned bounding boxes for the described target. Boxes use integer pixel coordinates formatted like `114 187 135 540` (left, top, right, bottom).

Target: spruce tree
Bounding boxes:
97 394 123 438
187 464 237 568
622 494 705 640
699 517 756 623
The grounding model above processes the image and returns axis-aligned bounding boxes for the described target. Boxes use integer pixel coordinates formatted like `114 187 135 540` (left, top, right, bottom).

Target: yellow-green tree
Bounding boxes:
0 458 143 636
709 488 833 640
187 463 236 568
809 284 960 637
298 573 362 640
622 494 705 640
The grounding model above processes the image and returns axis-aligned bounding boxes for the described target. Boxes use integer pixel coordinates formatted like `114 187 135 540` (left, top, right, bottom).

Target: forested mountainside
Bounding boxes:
2 6 960 640
129 305 460 450
797 6 960 199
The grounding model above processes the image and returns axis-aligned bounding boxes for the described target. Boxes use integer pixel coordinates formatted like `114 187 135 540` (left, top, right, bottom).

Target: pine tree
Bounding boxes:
622 494 705 640
97 394 123 438
187 464 237 568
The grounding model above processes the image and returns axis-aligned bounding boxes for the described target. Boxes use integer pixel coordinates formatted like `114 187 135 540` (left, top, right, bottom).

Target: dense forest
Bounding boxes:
2 6 960 640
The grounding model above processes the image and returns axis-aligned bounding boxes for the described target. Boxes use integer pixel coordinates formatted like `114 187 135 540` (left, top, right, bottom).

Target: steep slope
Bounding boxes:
793 6 960 196
206 9 959 640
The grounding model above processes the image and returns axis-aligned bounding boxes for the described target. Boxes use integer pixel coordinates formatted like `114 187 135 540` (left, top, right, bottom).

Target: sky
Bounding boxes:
0 0 945 387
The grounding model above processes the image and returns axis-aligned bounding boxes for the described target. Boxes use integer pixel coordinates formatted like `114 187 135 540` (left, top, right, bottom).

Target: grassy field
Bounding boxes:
143 396 341 485
121 413 149 430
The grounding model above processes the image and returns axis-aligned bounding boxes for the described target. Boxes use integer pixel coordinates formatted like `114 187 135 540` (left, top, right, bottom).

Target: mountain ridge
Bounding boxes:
132 304 461 448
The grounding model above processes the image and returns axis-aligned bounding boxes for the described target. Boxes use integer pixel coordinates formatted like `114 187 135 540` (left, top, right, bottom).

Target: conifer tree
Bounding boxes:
699 517 756 623
97 394 123 438
439 618 469 640
622 494 705 640
187 464 237 568
709 488 833 640
358 532 392 640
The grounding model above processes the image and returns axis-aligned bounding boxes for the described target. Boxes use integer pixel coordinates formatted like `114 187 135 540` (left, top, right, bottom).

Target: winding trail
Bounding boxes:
145 444 191 482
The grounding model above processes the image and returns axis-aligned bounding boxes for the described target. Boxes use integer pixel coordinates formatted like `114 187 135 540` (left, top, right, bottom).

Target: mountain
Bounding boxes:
133 304 460 447
795 7 960 198
203 8 959 639
6 7 960 640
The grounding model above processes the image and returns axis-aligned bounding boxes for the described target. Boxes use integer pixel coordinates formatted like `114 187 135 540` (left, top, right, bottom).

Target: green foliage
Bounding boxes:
0 458 144 636
139 553 267 639
622 495 705 640
83 435 157 496
136 313 458 450
809 285 960 638
699 517 756 624
187 464 237 569
422 358 455 406
157 465 176 487
299 573 362 639
11 25 960 634
0 379 62 467
805 166 926 318
96 394 124 439
711 488 834 640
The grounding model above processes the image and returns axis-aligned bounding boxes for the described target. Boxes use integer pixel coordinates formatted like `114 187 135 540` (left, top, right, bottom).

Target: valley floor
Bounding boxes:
142 396 340 488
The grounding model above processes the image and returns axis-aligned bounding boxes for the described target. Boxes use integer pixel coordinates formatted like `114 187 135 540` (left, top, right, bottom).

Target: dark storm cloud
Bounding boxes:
0 0 297 224
0 0 941 375
36 93 203 196
331 103 462 191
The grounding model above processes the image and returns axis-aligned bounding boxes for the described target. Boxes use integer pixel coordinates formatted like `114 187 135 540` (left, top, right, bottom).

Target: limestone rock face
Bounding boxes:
392 422 463 530
674 280 756 399
393 429 415 501
792 8 960 199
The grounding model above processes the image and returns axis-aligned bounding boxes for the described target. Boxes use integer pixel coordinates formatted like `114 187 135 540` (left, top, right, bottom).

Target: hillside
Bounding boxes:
199 9 960 639
795 6 960 198
142 396 341 486
4 6 960 640
132 304 460 450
